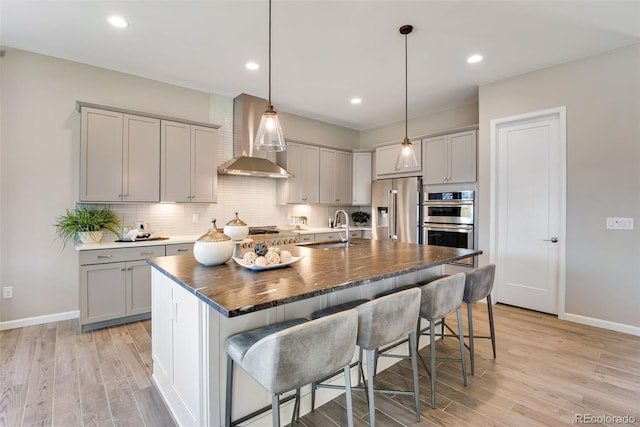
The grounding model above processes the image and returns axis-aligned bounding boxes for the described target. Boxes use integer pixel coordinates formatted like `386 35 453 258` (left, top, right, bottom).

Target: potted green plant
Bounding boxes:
351 211 370 226
55 206 120 246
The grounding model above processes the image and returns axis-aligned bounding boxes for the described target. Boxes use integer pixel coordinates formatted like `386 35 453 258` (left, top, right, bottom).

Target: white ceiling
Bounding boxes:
2 1 639 130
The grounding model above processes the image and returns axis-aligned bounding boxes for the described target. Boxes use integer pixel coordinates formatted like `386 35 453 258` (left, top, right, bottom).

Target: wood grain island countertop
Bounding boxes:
148 239 482 317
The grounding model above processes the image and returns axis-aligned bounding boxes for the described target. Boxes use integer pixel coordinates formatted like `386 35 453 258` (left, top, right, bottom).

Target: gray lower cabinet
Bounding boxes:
79 246 166 330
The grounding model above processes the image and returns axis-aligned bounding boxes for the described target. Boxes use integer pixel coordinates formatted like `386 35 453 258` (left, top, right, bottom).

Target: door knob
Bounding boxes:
543 237 559 243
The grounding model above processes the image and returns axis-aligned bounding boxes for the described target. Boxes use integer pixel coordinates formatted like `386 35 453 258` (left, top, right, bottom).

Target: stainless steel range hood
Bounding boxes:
217 93 292 178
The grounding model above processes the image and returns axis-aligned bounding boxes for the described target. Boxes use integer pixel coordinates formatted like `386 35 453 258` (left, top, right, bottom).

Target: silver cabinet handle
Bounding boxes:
543 237 559 243
141 251 154 255
97 255 113 259
177 248 189 252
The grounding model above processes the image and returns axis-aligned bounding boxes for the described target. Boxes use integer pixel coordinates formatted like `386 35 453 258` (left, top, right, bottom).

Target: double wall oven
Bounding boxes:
421 191 475 266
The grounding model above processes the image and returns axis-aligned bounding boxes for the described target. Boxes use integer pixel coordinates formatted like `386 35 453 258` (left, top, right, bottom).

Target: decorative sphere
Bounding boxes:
254 243 268 256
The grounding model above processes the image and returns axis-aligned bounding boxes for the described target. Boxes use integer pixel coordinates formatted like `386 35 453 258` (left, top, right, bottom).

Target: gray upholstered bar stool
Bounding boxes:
463 263 497 375
225 310 358 427
418 273 467 408
312 288 422 426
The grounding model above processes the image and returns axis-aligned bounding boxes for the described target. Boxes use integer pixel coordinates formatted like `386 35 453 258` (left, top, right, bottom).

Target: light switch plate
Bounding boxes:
606 217 634 230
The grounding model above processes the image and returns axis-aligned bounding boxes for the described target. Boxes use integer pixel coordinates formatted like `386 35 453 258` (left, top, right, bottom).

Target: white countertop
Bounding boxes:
75 235 200 251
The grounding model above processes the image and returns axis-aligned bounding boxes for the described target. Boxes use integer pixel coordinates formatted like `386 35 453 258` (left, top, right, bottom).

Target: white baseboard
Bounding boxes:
564 312 640 337
0 310 80 331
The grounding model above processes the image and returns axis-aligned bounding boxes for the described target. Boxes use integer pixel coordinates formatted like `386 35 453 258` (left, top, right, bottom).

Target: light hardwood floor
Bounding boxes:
1 304 638 426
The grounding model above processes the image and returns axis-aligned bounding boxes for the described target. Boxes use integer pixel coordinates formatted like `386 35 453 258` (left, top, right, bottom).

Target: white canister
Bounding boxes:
193 219 234 266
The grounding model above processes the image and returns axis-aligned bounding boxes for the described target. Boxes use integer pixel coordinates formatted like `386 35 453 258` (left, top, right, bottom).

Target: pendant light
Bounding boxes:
254 0 286 152
395 24 418 170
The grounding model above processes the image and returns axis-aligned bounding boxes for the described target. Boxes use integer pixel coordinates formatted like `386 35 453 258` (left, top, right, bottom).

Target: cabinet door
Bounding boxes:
423 135 448 184
301 145 320 203
80 263 126 325
352 152 372 205
151 269 173 389
284 142 305 203
171 282 202 423
126 260 152 316
319 148 336 204
190 125 217 203
80 107 123 201
375 145 399 176
375 142 422 178
448 130 477 184
123 114 160 202
161 120 191 202
335 151 352 204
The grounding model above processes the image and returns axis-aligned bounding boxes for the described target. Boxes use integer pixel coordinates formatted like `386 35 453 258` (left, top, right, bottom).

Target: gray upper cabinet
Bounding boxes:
352 151 372 205
375 141 422 178
80 107 160 202
319 148 352 205
161 120 217 203
423 129 477 184
277 141 319 204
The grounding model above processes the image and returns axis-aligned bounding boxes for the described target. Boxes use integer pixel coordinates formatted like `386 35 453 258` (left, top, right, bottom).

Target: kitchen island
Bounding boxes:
148 240 481 426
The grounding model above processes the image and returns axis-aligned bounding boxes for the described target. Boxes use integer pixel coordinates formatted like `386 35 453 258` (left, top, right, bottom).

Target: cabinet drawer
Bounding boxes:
298 234 315 243
80 246 166 265
166 243 194 256
349 230 361 238
315 232 342 243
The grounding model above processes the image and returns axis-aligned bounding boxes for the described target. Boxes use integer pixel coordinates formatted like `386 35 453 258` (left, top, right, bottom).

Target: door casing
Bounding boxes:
489 106 567 319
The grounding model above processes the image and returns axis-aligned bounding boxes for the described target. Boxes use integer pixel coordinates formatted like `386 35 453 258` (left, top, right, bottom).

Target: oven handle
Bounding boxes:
424 223 473 232
423 200 474 207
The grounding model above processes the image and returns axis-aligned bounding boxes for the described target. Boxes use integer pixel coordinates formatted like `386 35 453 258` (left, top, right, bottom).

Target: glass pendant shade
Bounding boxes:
254 104 286 151
395 137 418 169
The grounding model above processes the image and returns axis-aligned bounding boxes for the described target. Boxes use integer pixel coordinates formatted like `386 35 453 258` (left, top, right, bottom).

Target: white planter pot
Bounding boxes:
79 231 103 244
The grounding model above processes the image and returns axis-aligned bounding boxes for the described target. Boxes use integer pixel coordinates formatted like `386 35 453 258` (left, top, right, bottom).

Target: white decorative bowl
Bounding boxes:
194 240 234 266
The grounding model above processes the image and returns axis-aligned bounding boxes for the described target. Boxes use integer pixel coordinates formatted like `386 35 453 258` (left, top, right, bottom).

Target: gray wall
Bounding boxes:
359 103 479 147
0 48 212 322
478 43 640 327
0 48 359 323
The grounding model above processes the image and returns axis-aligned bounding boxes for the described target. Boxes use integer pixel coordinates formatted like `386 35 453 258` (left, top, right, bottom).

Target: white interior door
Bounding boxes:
491 108 566 315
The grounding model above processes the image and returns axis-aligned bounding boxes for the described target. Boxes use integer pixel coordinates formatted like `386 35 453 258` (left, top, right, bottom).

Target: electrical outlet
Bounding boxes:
192 213 199 223
2 286 13 299
606 217 634 230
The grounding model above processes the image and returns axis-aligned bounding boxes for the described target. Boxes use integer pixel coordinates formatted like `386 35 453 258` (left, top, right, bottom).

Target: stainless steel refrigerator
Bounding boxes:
372 177 423 243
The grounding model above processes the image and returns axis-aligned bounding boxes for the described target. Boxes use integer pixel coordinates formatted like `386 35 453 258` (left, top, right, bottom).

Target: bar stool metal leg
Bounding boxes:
271 394 280 427
409 330 420 422
366 349 376 426
344 365 354 427
487 295 497 358
225 355 233 427
457 307 468 386
467 302 475 375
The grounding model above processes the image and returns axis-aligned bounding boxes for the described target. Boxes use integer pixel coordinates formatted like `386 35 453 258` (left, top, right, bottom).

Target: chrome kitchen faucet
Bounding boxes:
334 210 350 245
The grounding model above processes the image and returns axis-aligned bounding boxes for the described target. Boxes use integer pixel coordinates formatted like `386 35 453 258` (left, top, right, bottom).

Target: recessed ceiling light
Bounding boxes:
350 98 362 105
467 54 483 64
246 62 260 70
107 16 128 28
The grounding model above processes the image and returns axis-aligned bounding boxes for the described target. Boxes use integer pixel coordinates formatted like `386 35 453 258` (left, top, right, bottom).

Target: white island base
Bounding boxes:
151 265 445 427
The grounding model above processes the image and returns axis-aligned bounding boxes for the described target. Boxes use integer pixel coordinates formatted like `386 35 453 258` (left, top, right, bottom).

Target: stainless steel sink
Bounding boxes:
297 240 363 250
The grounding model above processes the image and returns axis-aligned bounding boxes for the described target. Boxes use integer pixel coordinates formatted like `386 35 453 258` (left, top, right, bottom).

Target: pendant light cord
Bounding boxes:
268 0 272 106
404 30 408 141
